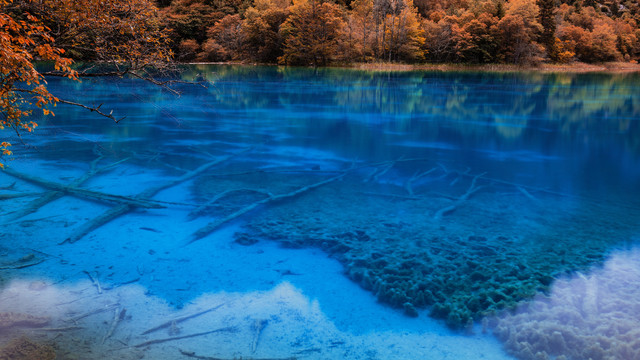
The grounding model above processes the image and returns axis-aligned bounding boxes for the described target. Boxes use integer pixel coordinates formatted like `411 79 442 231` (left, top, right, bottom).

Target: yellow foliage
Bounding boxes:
279 0 345 66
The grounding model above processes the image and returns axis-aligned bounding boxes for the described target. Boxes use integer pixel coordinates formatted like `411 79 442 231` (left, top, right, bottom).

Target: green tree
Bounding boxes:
538 0 557 57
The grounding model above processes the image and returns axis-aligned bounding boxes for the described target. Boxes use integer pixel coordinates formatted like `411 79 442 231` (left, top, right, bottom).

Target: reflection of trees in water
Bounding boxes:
25 76 174 163
62 65 634 183
545 73 640 156
205 67 640 162
41 65 635 174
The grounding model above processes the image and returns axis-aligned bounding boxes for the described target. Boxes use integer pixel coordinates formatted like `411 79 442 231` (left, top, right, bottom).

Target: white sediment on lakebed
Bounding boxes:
3 65 640 360
0 165 514 360
0 278 513 359
0 228 515 359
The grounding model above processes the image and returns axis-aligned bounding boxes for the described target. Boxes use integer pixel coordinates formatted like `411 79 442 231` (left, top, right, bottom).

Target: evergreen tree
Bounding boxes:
538 0 557 57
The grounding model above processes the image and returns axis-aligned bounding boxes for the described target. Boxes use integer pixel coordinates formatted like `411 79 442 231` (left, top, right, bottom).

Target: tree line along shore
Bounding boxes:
2 0 640 167
158 0 640 66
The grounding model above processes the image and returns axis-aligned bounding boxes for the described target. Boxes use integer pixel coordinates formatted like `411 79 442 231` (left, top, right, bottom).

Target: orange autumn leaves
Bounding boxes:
175 0 427 64
0 0 172 168
0 0 75 168
39 0 173 64
0 141 11 169
168 0 640 65
279 0 345 66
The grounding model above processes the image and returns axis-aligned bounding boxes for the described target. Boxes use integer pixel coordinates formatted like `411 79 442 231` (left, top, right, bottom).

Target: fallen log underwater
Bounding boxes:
185 170 349 245
61 147 253 244
4 149 611 248
2 166 163 210
2 156 130 222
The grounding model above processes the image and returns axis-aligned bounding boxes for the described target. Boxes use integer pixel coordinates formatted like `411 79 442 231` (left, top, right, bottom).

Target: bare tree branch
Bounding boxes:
55 99 126 123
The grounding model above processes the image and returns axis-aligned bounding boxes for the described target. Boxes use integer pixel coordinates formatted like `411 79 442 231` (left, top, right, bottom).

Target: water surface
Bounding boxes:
1 65 639 360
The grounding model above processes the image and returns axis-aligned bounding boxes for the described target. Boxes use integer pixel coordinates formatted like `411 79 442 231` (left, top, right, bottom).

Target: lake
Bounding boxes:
1 65 639 359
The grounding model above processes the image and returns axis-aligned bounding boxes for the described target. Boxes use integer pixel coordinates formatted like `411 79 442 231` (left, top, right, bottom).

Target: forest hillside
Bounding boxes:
155 0 640 65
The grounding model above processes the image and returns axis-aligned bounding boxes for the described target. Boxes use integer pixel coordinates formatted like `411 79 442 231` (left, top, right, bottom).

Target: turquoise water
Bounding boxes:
1 65 640 359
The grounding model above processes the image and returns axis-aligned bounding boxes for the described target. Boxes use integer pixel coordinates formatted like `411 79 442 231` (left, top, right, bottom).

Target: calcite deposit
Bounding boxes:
493 249 640 360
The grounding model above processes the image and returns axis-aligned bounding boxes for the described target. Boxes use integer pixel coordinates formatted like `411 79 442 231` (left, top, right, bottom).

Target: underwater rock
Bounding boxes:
360 271 374 290
234 232 259 246
582 344 605 360
279 239 305 248
445 308 472 329
18 254 35 263
0 337 55 360
403 302 419 317
327 243 351 254
429 303 450 319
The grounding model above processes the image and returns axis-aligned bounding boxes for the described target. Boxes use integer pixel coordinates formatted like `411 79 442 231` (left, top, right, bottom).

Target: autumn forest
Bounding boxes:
1 0 640 167
159 0 640 65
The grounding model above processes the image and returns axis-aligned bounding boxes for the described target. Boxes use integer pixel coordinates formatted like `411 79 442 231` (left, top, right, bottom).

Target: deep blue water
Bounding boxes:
1 65 640 359
28 66 640 201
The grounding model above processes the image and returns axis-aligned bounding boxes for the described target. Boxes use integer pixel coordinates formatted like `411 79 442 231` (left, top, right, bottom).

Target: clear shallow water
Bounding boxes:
1 65 640 359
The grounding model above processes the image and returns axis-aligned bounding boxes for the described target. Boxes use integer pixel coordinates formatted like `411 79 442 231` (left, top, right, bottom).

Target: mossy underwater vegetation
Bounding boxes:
191 159 640 331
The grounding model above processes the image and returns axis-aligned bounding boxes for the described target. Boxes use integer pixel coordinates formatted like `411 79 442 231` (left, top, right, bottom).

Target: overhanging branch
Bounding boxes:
55 99 126 123
41 67 208 96
12 88 125 123
127 69 209 96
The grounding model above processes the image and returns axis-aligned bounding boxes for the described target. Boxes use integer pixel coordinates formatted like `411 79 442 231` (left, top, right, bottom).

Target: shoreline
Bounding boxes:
189 60 640 73
348 61 640 73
